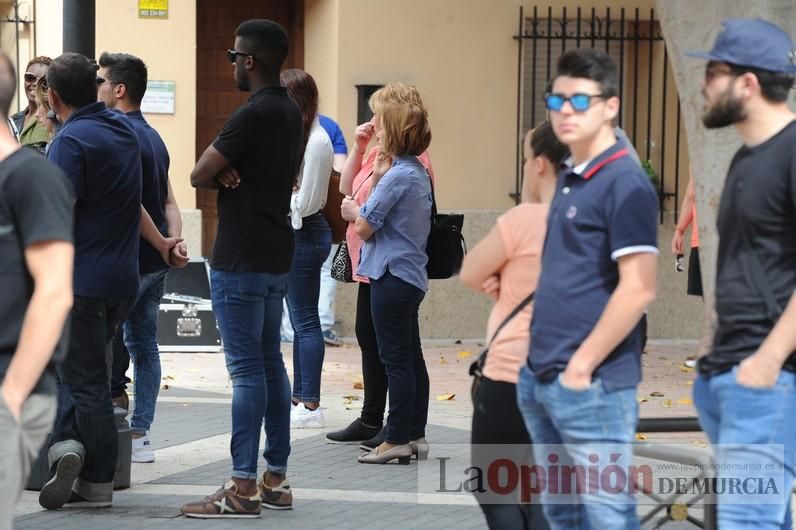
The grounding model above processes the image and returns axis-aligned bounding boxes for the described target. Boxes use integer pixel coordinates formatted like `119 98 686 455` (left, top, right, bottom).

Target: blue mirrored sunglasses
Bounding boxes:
544 93 605 112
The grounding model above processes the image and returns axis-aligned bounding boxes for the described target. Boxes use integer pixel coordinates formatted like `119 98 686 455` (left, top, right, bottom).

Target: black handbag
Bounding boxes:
469 291 535 402
426 176 466 280
331 240 354 283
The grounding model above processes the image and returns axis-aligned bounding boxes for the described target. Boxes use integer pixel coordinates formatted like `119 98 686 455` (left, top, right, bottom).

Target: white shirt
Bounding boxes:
290 117 334 229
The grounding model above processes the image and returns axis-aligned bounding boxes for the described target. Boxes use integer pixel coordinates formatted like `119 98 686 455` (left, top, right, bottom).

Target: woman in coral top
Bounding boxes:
460 122 566 530
325 85 433 448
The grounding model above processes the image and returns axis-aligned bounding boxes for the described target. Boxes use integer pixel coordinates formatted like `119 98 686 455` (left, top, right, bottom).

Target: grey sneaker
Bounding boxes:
39 452 83 510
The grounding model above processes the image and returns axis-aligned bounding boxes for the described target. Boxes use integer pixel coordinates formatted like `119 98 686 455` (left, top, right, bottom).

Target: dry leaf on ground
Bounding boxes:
650 391 664 397
436 393 456 401
680 366 695 373
635 433 647 440
352 380 364 390
660 399 673 408
457 351 473 359
161 384 169 390
163 375 176 381
677 398 693 405
637 397 649 404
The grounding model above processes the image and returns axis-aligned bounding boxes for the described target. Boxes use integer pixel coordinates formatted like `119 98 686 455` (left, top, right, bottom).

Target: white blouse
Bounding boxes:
290 117 334 229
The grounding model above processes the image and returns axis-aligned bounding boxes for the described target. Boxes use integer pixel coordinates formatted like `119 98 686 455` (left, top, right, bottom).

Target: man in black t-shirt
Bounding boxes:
0 52 73 528
688 19 796 528
181 19 303 520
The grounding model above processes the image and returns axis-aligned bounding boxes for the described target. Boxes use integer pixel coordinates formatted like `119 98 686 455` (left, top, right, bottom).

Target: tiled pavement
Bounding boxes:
14 340 721 529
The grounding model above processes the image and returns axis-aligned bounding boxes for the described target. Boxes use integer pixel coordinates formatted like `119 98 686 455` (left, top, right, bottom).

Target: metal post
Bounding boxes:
63 0 95 58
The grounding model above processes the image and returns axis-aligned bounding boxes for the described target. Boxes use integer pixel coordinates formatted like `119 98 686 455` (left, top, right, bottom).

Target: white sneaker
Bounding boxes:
131 434 156 463
290 403 325 429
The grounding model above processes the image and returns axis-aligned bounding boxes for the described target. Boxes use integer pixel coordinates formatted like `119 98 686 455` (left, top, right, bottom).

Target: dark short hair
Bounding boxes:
235 19 289 74
554 48 619 98
47 52 98 109
26 55 51 71
98 52 148 105
530 121 568 166
728 63 794 103
0 51 16 118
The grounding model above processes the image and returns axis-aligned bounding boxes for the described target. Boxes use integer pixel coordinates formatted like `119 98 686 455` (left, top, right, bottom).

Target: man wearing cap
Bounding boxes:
688 18 796 529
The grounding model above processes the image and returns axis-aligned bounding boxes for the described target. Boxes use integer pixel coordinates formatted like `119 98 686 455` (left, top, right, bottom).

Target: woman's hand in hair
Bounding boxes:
354 121 375 154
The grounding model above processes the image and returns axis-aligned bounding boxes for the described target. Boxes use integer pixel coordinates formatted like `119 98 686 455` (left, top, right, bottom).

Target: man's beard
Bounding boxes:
236 65 250 92
702 87 746 129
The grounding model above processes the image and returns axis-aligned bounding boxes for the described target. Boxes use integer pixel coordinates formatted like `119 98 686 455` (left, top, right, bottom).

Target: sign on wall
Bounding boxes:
141 81 176 114
139 0 168 19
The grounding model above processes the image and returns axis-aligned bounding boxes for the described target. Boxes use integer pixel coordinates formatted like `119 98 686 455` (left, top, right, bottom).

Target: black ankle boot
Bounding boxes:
326 418 381 443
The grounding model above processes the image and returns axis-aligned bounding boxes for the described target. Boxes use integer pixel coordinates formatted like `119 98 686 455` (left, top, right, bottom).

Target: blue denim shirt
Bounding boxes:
358 156 432 292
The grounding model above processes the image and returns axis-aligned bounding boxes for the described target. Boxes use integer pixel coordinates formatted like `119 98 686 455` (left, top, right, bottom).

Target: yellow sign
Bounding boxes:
139 0 168 19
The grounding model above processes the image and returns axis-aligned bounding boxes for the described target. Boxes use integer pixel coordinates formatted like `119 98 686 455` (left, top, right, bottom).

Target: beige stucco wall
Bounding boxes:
306 0 656 211
95 1 197 211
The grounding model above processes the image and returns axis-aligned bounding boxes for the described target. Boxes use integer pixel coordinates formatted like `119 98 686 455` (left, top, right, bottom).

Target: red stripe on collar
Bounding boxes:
582 148 629 180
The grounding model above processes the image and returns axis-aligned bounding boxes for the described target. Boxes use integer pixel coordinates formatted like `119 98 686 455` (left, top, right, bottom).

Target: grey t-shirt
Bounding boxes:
0 148 73 395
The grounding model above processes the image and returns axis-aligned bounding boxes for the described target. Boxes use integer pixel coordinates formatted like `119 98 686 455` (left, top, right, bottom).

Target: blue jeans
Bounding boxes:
370 270 428 445
694 366 796 530
286 213 331 403
516 366 640 530
210 269 291 478
111 269 168 435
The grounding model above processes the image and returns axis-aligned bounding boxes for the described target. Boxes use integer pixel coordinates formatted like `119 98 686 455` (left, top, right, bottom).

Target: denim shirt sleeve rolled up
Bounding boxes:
357 156 433 292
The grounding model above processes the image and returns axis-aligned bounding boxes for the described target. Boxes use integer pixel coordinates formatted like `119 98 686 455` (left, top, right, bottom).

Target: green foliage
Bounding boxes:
642 159 660 189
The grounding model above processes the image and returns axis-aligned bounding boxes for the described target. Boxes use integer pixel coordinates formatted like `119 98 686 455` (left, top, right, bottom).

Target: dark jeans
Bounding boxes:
355 282 387 427
370 270 428 445
111 269 168 434
286 213 331 403
51 295 133 484
211 269 291 477
471 377 549 530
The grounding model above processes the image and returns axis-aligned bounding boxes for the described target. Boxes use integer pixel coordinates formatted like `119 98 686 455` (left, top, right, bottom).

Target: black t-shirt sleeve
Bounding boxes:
213 106 258 165
6 157 74 248
790 150 796 219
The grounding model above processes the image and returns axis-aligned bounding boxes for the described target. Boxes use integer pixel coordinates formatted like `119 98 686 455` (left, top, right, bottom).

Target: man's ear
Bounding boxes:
534 155 546 177
244 55 255 71
115 82 127 101
604 95 620 122
48 87 60 109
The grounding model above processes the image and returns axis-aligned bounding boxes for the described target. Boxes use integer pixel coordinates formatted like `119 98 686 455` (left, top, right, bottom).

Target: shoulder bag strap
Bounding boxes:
475 291 535 371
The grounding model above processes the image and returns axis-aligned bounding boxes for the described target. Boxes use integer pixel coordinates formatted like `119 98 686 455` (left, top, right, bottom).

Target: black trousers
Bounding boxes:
369 271 428 444
51 295 133 484
355 282 388 427
471 376 549 530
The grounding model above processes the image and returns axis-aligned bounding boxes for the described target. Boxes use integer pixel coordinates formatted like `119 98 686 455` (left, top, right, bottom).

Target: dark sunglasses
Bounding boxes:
226 49 251 63
544 93 605 112
24 72 43 83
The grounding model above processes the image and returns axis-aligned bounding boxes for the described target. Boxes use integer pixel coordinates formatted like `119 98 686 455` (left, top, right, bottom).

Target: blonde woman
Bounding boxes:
328 85 434 448
353 85 432 465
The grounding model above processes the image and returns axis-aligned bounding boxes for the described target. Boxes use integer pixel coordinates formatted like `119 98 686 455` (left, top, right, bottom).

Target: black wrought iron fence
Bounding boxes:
513 6 689 223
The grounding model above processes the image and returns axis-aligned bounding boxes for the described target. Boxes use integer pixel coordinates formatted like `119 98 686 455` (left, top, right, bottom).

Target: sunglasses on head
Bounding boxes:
544 93 605 112
226 49 251 63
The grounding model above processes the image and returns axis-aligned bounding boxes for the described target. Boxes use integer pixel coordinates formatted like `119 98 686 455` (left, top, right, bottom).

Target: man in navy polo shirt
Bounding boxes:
98 51 189 465
689 19 796 529
39 52 142 511
516 48 658 529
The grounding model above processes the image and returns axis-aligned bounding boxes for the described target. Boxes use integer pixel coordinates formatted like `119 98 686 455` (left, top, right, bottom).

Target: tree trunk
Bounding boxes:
656 1 796 354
